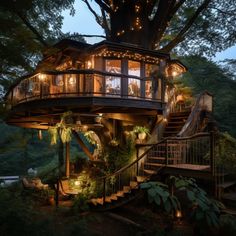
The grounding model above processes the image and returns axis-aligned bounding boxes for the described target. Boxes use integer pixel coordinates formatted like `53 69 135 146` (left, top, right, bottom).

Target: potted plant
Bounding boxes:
133 126 150 140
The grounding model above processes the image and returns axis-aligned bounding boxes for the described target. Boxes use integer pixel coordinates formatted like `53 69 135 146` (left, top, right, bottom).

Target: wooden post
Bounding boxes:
136 146 139 176
103 178 106 203
165 141 168 165
65 142 70 178
55 178 59 207
210 131 215 176
72 130 94 160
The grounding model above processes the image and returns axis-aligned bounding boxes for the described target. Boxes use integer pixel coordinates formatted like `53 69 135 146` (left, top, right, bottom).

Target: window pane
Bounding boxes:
105 76 121 95
128 78 140 97
106 60 121 73
94 75 104 94
145 80 152 98
145 64 159 77
51 75 64 94
128 61 140 76
66 74 77 93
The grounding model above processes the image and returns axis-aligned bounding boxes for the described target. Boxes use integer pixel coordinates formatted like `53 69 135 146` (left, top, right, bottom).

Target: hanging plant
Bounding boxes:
60 127 72 143
48 111 73 145
48 127 58 145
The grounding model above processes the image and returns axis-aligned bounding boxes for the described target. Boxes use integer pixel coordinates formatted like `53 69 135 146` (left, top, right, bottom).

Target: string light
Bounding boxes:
94 49 160 64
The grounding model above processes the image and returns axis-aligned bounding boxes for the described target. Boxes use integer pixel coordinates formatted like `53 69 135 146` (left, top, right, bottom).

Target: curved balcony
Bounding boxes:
6 70 165 115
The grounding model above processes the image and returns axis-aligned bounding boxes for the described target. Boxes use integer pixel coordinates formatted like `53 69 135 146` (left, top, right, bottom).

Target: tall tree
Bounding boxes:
82 0 236 55
0 0 84 93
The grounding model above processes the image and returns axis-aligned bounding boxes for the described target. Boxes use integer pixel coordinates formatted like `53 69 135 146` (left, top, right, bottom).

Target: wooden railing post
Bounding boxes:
210 131 215 176
165 140 168 165
103 178 106 203
136 146 139 176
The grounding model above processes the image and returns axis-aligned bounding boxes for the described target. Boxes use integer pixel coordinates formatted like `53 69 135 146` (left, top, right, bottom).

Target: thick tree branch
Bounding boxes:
94 0 111 13
16 11 48 47
151 0 176 47
82 0 104 29
79 34 106 38
160 0 212 53
100 8 111 38
209 6 236 16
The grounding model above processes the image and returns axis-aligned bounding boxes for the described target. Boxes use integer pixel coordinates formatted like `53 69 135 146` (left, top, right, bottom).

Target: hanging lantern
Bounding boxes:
38 130 42 140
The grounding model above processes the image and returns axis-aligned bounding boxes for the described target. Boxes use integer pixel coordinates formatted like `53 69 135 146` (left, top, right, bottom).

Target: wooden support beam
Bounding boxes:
65 142 70 178
72 130 94 160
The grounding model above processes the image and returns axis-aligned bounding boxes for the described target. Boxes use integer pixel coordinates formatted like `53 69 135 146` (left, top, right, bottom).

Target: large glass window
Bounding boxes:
128 61 140 77
128 78 140 97
105 60 121 73
105 76 121 95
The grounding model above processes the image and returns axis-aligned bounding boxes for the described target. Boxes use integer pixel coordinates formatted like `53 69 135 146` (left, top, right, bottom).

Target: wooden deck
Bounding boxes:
167 164 210 171
162 164 212 180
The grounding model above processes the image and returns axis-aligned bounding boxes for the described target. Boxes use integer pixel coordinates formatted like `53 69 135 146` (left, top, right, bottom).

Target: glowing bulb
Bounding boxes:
87 60 92 69
38 73 45 81
172 71 178 77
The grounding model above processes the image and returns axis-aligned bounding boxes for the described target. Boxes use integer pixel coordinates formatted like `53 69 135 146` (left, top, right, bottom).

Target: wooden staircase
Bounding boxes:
89 176 149 211
144 110 191 173
89 93 216 211
163 110 191 138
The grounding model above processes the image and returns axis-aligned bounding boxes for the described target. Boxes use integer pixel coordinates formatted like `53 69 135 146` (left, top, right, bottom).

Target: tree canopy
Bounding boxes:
0 0 84 91
179 55 236 136
83 0 236 55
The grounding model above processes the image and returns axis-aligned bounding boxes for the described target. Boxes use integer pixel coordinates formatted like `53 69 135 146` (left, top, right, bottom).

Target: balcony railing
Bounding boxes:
6 70 164 106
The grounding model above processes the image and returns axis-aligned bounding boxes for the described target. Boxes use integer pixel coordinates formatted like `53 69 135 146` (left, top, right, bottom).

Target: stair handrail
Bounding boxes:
96 139 167 182
98 132 211 181
177 91 213 137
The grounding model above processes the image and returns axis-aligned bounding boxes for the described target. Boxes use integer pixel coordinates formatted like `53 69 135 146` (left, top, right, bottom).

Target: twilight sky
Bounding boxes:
61 1 236 61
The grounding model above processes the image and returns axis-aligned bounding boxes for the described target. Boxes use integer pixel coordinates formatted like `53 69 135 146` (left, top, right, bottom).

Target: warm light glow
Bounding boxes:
176 210 182 218
163 118 168 123
38 130 42 140
172 71 178 77
81 125 88 132
38 73 46 81
87 60 92 69
74 180 80 186
68 76 76 85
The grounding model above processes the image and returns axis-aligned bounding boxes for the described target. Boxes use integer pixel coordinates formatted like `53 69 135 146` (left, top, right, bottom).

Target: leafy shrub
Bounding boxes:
140 181 180 213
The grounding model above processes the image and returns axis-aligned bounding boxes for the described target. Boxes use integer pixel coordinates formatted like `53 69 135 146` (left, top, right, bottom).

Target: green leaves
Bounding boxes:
140 181 180 214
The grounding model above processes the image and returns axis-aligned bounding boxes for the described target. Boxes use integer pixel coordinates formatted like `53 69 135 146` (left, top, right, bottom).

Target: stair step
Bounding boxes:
110 194 118 200
148 156 165 160
123 186 131 193
222 192 236 201
148 156 181 161
165 127 182 130
116 191 125 197
143 169 158 175
145 162 164 167
217 181 236 189
130 181 139 189
136 176 149 183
